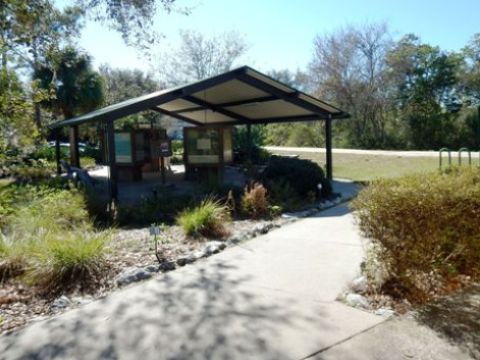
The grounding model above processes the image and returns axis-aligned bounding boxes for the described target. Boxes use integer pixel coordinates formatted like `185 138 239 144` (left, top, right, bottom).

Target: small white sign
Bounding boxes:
149 226 161 236
197 138 211 150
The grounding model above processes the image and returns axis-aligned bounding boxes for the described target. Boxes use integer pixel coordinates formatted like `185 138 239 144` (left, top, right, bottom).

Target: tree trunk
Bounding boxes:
34 103 41 132
1 49 6 70
32 39 42 133
0 4 7 71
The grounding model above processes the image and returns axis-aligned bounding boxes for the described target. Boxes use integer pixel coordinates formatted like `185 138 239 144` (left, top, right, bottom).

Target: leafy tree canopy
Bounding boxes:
99 64 165 130
459 33 480 105
157 30 249 86
0 68 38 149
75 0 183 51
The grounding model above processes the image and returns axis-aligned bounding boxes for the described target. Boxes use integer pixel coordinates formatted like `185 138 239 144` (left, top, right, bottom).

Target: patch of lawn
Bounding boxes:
268 150 440 181
0 178 13 189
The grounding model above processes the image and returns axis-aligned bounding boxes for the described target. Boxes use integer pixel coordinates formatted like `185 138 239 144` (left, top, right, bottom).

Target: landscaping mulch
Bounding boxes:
0 283 49 334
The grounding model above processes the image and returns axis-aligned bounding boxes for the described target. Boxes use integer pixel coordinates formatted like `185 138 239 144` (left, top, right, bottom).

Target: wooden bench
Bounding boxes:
60 160 97 190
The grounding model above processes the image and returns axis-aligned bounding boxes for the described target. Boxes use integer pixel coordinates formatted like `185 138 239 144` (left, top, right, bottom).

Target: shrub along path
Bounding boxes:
0 185 473 359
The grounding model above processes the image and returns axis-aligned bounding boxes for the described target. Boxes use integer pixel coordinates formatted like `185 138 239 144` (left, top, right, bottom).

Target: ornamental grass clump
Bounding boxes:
352 167 480 303
25 230 112 295
0 185 112 294
0 234 25 283
177 197 230 238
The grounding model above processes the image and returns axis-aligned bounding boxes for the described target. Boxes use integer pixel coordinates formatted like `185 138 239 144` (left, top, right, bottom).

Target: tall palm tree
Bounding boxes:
34 46 104 120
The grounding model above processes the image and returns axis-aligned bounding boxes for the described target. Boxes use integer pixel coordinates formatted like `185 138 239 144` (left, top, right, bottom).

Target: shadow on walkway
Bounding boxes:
311 203 353 218
0 261 328 360
415 284 480 359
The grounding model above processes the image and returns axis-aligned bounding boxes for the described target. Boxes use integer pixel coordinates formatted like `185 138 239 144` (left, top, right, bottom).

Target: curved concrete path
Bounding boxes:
0 198 471 359
264 146 473 158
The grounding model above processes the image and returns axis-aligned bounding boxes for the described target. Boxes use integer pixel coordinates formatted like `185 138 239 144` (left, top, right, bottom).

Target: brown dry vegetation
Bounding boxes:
240 183 270 219
352 167 480 304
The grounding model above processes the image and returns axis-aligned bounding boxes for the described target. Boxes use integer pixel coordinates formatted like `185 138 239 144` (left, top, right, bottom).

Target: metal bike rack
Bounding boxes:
439 148 451 170
458 147 471 166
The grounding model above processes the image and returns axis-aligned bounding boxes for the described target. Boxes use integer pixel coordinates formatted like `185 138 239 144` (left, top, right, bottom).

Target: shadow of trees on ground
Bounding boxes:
416 284 480 359
0 261 323 360
310 203 352 218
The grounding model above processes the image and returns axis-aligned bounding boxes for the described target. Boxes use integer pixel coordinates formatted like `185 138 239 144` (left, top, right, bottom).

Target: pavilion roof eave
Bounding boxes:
48 65 349 130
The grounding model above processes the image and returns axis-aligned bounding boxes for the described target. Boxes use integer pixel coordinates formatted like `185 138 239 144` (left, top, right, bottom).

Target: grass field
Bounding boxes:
269 150 441 182
0 178 13 189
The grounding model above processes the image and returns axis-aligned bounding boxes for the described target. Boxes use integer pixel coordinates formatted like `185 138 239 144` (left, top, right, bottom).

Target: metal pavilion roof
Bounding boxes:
48 66 349 130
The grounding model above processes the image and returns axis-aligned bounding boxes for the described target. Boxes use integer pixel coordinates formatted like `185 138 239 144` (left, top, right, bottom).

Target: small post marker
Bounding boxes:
150 224 162 264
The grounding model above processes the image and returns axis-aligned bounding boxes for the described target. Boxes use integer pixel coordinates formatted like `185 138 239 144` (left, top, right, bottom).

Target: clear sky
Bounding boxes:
75 0 480 73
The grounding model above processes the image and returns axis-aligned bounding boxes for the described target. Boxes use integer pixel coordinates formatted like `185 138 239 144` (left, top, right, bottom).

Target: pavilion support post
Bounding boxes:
246 123 252 162
160 156 166 184
325 115 333 181
69 125 80 167
218 127 225 185
55 129 61 175
106 120 118 204
477 105 480 150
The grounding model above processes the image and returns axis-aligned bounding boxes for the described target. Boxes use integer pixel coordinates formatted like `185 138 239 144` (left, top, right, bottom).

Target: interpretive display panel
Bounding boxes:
184 127 232 165
223 129 233 163
114 133 132 163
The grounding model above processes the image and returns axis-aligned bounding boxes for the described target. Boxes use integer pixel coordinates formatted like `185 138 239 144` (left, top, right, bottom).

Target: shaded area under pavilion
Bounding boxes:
48 66 349 203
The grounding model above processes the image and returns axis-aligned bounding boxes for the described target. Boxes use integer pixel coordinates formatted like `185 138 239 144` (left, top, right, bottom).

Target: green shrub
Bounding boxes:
352 167 480 303
30 145 68 162
11 189 90 234
9 160 54 184
0 148 26 178
269 205 283 217
80 156 96 169
241 182 270 219
177 197 230 238
267 179 303 211
171 139 183 154
82 145 101 163
170 154 183 165
233 125 270 165
261 156 331 200
0 179 70 229
30 144 100 164
116 189 192 226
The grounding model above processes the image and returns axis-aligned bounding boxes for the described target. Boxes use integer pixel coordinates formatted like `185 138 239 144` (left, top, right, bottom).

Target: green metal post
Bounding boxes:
325 115 333 181
439 148 451 170
246 123 252 162
106 120 118 203
55 129 61 175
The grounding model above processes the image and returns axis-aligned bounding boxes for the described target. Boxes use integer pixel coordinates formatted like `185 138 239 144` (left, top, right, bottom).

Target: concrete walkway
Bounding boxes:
264 145 475 158
0 196 472 359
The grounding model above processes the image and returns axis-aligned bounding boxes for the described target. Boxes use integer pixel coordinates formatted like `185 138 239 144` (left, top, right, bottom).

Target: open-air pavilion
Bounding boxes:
48 66 349 202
